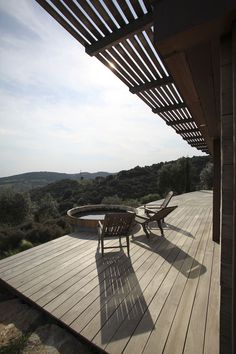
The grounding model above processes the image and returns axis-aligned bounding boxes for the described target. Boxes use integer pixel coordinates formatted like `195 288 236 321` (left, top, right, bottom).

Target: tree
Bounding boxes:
157 157 194 195
101 195 123 204
200 162 213 189
34 193 59 222
0 189 31 225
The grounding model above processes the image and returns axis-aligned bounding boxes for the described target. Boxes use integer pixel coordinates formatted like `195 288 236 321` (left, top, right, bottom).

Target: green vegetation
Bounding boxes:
0 171 113 192
0 334 29 354
0 155 212 259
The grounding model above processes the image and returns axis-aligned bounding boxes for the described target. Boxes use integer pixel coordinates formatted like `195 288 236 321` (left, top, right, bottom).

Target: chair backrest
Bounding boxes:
101 212 135 237
161 191 174 208
149 205 178 222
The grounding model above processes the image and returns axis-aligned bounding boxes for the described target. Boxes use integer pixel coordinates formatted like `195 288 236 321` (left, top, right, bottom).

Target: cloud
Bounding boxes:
0 0 205 177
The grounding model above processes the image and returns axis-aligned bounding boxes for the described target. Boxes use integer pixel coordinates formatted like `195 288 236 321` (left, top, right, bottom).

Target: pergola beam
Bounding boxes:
165 118 194 126
85 12 153 56
129 76 173 94
187 141 206 146
152 102 186 113
176 127 200 134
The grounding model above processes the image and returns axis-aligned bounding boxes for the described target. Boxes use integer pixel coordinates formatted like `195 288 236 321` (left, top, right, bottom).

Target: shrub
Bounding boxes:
0 189 31 225
19 239 33 251
200 162 213 189
140 193 161 205
34 193 59 222
58 201 74 214
0 227 25 254
101 195 122 205
26 224 64 244
122 199 140 207
56 217 72 233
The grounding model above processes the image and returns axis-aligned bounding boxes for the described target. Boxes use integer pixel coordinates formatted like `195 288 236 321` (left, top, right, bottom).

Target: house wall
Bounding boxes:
220 27 236 354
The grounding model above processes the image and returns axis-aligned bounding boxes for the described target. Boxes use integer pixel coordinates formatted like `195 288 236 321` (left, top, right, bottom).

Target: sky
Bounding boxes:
0 0 205 178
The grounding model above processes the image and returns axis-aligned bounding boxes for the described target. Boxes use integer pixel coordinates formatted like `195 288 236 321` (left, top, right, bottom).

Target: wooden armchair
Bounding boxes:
98 212 135 256
135 205 178 238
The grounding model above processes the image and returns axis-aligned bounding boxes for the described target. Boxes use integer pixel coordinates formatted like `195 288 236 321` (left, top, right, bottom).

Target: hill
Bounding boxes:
0 171 113 192
29 155 212 214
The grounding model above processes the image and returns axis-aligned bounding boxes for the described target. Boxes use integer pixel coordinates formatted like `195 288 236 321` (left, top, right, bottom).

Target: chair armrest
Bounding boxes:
144 207 158 214
135 214 148 221
98 220 103 229
145 205 162 210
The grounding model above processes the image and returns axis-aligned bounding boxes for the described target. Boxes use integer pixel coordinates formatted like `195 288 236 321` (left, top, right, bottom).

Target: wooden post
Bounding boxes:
213 138 221 243
232 20 236 354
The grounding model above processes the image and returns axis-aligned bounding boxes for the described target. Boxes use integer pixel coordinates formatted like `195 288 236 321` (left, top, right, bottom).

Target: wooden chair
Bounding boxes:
135 205 178 238
98 212 135 256
144 191 174 215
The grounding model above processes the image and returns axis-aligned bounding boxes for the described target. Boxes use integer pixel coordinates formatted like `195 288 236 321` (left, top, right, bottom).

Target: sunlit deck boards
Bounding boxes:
0 191 219 354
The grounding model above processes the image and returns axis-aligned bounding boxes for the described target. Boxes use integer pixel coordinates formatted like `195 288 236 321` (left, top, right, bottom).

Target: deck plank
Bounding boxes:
203 241 220 354
122 207 206 354
0 191 219 354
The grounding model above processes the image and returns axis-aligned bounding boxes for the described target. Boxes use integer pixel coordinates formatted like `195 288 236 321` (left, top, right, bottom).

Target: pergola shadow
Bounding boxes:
95 250 154 345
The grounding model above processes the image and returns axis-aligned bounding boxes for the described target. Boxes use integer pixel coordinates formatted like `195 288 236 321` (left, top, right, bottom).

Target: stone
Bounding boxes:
0 298 43 347
23 324 91 354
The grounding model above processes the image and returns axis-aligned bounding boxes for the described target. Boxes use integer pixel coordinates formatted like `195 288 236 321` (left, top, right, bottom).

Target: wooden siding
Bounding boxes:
0 191 219 354
220 31 235 354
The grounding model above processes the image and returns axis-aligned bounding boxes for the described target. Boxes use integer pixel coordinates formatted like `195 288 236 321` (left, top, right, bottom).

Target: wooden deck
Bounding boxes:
0 191 219 354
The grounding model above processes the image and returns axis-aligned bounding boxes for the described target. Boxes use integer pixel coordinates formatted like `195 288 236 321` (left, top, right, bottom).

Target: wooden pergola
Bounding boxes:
36 0 209 153
35 1 236 354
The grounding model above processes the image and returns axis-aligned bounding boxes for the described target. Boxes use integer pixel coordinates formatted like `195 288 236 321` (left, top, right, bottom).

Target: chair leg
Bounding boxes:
158 220 164 236
126 236 130 256
142 224 150 238
98 233 100 249
119 236 122 248
101 237 104 256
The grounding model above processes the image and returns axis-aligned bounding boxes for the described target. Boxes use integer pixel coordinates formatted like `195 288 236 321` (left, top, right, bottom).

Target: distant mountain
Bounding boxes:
0 171 114 192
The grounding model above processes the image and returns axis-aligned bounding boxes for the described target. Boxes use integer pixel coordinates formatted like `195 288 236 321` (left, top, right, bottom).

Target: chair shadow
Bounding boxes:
131 232 206 279
95 249 154 345
164 223 194 238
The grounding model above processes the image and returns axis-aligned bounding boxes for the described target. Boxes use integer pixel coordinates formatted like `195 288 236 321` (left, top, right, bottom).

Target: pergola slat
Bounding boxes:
102 0 127 27
61 0 104 40
72 0 111 36
35 0 88 46
96 53 132 88
143 0 153 13
128 35 159 80
136 92 156 109
117 0 135 23
129 0 144 17
88 1 117 32
113 43 149 83
150 88 170 107
121 39 154 81
99 50 137 86
104 46 143 85
136 30 166 77
144 90 163 108
51 0 95 43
